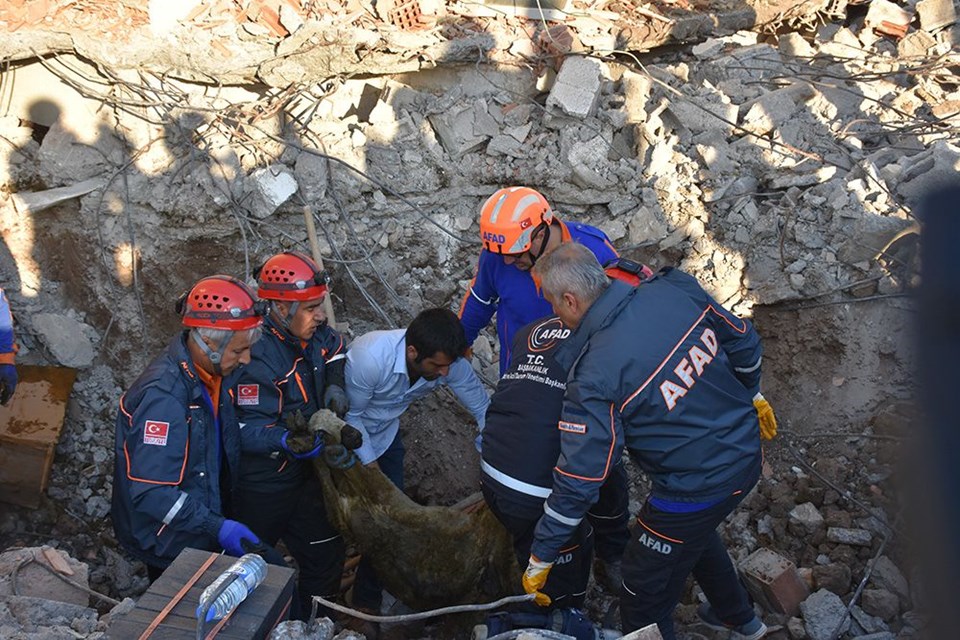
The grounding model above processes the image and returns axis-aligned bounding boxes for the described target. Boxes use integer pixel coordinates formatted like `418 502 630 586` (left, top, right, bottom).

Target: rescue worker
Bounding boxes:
0 287 18 405
481 314 594 611
459 186 647 586
344 308 490 618
112 276 290 580
231 251 349 619
523 243 776 640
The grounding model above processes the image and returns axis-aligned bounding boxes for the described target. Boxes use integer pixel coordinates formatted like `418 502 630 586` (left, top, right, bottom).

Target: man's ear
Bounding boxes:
273 300 289 317
406 345 418 361
562 291 579 313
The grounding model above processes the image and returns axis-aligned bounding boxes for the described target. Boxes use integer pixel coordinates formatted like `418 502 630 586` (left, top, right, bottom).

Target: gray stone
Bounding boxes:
779 32 816 58
740 83 817 135
0 594 98 635
836 214 914 264
898 140 960 206
813 563 851 595
850 634 895 640
269 616 336 639
628 205 669 246
868 556 910 603
850 604 890 634
666 92 738 137
37 118 124 187
800 588 851 640
547 56 604 118
244 164 298 218
827 527 873 546
31 313 96 368
428 103 489 157
861 588 900 620
294 152 328 203
789 502 825 530
0 547 90 607
486 134 523 157
692 38 725 58
917 0 957 32
787 616 806 639
898 30 937 58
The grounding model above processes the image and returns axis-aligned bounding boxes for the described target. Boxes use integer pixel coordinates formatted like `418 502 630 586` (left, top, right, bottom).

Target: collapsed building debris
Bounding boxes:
0 0 950 637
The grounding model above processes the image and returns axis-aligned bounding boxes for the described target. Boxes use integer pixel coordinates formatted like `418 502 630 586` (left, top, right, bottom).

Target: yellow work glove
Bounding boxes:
753 393 778 440
522 555 554 607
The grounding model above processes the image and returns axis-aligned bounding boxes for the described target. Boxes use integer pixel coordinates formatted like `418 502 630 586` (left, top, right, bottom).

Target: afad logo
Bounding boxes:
528 317 570 352
143 421 169 446
482 231 506 244
237 384 259 406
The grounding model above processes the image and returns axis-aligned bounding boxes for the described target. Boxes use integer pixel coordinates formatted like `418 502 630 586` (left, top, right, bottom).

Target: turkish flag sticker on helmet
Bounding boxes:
237 384 260 406
143 421 169 446
519 217 532 229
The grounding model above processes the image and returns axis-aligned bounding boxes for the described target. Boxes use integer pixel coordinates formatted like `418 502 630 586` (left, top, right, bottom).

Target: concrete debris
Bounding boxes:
789 502 825 531
778 32 816 58
0 595 99 637
861 588 901 621
916 0 958 33
30 313 96 369
826 526 872 546
812 562 851 595
739 83 817 136
898 29 938 57
547 56 605 118
801 588 851 640
868 555 911 604
864 0 913 38
0 547 90 607
666 91 738 137
850 604 891 635
245 164 299 218
269 617 336 639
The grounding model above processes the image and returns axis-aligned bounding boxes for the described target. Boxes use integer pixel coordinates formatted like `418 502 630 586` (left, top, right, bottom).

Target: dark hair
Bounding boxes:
405 308 468 362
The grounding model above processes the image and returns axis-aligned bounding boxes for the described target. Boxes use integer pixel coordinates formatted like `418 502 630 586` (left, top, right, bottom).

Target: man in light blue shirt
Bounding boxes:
344 307 489 614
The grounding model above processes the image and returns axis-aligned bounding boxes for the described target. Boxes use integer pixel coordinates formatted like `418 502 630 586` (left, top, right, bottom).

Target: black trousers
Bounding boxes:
482 482 594 610
234 475 345 620
588 459 631 563
619 468 759 639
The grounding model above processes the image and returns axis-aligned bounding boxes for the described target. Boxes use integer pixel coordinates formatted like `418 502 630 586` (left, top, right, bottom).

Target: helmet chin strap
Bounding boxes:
528 222 553 266
271 301 300 334
190 330 229 376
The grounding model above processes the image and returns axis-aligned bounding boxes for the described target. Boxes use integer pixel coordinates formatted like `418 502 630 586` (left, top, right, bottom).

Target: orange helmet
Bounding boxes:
256 252 330 302
479 187 555 255
178 276 266 331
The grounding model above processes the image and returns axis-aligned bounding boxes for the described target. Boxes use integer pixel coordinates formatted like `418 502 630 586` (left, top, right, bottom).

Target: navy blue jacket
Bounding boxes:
481 315 571 505
459 221 618 374
112 335 241 569
532 270 763 562
232 318 346 492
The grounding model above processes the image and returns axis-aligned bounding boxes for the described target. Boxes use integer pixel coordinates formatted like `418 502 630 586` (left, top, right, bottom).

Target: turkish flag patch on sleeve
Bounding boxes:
143 421 170 446
237 384 259 406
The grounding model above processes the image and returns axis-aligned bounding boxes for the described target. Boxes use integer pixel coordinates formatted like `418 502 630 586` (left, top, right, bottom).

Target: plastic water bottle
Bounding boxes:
196 553 267 622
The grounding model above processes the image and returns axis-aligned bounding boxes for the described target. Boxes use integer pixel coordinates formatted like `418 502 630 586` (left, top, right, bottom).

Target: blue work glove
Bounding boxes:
0 364 16 405
281 431 324 459
474 433 483 453
325 444 357 469
323 384 349 417
218 519 260 557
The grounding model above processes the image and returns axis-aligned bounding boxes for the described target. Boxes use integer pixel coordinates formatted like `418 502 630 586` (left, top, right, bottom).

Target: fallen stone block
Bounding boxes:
740 82 817 136
827 527 873 546
850 604 891 635
778 32 815 58
917 0 957 32
244 165 298 218
861 588 900 620
0 547 90 607
868 555 910 603
547 56 604 118
739 548 810 616
898 29 937 57
666 92 738 137
428 103 489 157
30 314 96 368
801 588 851 640
812 563 852 596
790 502 825 530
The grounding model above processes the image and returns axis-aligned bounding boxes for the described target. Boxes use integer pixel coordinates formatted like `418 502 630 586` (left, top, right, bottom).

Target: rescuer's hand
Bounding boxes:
282 431 324 459
218 520 260 557
522 555 554 607
324 384 349 418
753 393 778 440
340 423 364 450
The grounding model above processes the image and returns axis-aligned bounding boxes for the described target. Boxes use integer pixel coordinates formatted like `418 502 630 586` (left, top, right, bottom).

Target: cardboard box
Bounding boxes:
0 365 76 508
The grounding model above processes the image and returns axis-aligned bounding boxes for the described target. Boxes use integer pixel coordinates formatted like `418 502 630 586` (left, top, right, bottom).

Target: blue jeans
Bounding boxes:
620 466 759 639
351 431 405 609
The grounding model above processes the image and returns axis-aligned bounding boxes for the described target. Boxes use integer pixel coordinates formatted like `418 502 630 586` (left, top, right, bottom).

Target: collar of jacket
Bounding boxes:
170 332 237 402
553 280 637 373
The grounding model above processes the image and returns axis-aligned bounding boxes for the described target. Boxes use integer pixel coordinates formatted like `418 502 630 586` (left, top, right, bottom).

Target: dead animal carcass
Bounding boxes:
297 409 521 611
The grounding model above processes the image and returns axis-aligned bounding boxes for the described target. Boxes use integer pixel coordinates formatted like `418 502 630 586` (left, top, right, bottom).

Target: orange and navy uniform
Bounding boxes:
112 334 243 570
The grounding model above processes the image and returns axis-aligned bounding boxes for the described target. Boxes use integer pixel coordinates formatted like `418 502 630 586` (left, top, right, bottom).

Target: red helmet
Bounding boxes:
257 252 329 302
178 276 265 331
479 187 555 254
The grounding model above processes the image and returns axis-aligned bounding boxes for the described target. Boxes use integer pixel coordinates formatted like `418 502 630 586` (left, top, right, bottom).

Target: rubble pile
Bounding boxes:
0 0 950 637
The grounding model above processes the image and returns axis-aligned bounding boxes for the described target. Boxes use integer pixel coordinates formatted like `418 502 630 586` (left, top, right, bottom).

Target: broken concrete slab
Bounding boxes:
294 152 329 203
547 56 604 118
666 91 738 137
740 83 817 136
789 502 825 530
0 594 99 636
11 178 106 216
31 314 96 369
898 29 938 57
0 547 90 607
621 70 653 124
428 103 489 157
779 32 816 58
244 165 298 218
801 589 851 640
917 0 957 33
826 526 873 546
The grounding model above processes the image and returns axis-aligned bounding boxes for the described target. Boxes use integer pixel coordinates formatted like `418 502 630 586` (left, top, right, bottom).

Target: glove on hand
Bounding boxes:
0 363 16 405
340 424 364 451
281 431 324 459
753 393 778 440
324 384 349 417
325 444 358 469
218 519 260 557
522 555 554 607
